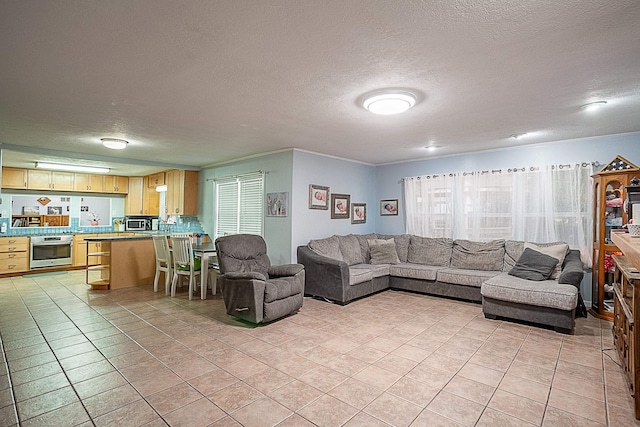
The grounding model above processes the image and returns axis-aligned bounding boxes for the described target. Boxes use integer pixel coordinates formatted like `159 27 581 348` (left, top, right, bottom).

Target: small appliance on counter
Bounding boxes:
125 216 159 231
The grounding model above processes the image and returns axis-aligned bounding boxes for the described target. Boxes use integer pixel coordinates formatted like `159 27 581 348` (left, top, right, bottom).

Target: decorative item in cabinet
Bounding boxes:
0 236 29 274
611 255 640 419
591 155 640 320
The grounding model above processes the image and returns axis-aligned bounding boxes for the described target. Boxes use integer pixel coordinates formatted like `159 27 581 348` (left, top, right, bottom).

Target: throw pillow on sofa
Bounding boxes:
451 239 505 271
377 234 411 262
508 248 559 281
523 242 569 279
368 239 400 264
407 236 453 266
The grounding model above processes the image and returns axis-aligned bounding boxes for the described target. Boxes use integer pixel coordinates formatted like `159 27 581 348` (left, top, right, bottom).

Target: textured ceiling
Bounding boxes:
1 1 639 174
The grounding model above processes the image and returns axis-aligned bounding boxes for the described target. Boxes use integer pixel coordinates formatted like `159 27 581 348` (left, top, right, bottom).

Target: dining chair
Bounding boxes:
151 235 172 294
170 236 201 300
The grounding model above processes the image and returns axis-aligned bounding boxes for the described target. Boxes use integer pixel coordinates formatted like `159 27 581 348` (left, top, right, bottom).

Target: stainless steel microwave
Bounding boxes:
125 218 148 231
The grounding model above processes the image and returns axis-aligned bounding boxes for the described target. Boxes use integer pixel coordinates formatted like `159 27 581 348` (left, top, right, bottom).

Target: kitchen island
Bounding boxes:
84 235 155 290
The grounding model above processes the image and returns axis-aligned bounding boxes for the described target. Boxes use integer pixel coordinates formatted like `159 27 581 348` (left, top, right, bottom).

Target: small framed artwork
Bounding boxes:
380 199 399 216
351 203 366 224
266 192 288 217
309 184 330 210
22 206 39 215
331 194 350 219
47 206 62 215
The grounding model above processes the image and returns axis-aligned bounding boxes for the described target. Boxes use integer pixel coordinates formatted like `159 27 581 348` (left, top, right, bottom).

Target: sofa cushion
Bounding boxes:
437 268 500 287
451 239 505 271
309 236 343 261
523 242 569 279
377 234 411 262
503 240 525 272
348 266 374 285
356 233 378 263
482 272 578 311
369 242 401 265
508 248 560 281
337 234 365 266
351 263 390 278
407 236 453 266
264 277 303 303
390 263 444 281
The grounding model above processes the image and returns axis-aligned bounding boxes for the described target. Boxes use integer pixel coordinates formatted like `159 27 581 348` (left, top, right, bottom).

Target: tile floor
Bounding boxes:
0 270 639 427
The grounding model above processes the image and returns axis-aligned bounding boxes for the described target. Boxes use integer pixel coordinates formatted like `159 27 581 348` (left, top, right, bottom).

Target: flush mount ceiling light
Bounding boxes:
101 138 128 150
425 144 441 152
363 90 417 115
581 100 607 112
35 162 110 174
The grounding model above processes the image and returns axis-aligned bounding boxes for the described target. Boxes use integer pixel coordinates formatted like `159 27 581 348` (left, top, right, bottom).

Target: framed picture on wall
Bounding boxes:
380 199 399 216
266 192 288 217
309 184 330 210
331 194 350 219
351 203 366 224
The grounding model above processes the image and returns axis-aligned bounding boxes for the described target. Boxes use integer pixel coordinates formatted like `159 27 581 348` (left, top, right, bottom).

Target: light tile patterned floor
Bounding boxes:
0 270 639 426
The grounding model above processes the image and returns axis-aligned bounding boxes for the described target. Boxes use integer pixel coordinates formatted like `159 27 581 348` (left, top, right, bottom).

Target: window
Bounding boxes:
214 173 264 239
404 164 593 266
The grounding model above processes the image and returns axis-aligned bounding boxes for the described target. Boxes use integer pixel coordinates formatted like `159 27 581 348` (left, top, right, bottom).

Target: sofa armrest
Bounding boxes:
297 246 350 303
269 264 304 278
223 271 267 281
558 249 584 287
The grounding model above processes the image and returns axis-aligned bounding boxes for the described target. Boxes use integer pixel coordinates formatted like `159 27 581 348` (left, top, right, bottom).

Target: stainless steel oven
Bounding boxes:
30 235 73 269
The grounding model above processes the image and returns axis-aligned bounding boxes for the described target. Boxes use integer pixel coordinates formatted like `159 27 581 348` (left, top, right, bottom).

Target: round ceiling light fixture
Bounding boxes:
363 90 417 115
101 138 128 150
581 100 607 112
509 133 528 140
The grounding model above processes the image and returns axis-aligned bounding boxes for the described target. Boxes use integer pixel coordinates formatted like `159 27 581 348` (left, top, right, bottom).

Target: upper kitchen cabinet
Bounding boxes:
103 175 129 194
147 172 165 188
74 173 103 193
166 170 198 216
125 176 159 215
1 167 28 189
27 170 73 191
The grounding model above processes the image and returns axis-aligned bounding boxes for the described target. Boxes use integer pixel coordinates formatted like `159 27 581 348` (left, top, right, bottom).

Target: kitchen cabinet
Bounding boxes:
125 176 159 215
103 175 129 194
2 167 28 189
591 155 640 320
147 172 165 188
125 177 144 215
27 170 74 191
0 236 29 274
166 169 198 216
73 234 96 267
42 215 70 227
74 173 104 193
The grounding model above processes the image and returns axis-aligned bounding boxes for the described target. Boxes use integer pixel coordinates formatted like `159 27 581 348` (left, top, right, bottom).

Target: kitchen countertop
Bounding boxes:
83 235 152 241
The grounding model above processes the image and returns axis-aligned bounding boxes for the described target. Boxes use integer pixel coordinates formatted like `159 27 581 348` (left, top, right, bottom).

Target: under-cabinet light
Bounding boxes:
35 162 110 174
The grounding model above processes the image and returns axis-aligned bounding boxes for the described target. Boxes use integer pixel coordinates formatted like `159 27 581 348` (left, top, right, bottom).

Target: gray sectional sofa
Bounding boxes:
297 233 586 334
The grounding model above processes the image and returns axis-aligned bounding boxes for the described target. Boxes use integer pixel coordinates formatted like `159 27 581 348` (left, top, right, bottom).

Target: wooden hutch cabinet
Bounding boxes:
591 155 640 319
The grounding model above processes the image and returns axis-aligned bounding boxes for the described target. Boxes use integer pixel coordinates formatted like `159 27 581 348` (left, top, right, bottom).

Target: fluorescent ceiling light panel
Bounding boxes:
35 162 110 174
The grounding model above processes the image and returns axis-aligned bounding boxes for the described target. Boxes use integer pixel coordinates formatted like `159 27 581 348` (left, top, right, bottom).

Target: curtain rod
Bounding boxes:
206 170 267 182
401 161 596 181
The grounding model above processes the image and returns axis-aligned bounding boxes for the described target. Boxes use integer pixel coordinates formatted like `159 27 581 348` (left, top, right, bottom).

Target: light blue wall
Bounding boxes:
291 150 377 261
198 151 294 265
375 132 640 235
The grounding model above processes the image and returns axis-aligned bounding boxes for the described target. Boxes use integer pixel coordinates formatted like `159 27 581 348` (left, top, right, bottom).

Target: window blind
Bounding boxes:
215 174 264 238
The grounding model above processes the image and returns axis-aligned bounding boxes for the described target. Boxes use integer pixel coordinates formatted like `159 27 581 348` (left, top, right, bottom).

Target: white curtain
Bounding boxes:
404 163 593 266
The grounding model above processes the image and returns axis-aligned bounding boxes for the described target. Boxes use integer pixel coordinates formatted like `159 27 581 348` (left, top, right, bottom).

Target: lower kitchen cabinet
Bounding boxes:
0 237 29 274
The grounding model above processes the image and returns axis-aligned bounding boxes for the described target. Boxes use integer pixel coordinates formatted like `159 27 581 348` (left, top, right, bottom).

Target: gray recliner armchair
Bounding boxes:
215 234 305 324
